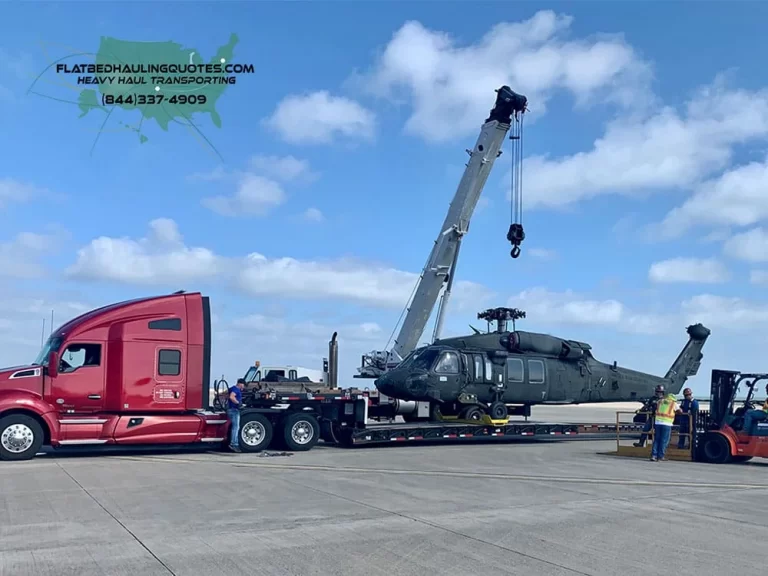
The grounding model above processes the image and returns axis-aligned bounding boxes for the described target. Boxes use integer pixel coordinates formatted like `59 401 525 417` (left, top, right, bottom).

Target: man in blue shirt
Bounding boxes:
676 387 699 449
227 378 246 452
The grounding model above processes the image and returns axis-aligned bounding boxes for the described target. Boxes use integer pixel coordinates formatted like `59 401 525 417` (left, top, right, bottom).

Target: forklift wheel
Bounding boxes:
700 433 732 464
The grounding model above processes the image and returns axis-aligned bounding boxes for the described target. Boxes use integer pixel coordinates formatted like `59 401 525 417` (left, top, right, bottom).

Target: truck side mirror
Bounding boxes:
47 351 59 378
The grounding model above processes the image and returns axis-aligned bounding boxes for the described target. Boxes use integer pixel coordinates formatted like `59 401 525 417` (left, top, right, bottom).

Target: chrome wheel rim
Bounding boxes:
241 421 265 446
291 421 314 445
1 423 34 454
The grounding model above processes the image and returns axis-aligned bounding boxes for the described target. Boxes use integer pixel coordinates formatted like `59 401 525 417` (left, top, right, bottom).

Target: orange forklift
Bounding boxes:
695 369 768 463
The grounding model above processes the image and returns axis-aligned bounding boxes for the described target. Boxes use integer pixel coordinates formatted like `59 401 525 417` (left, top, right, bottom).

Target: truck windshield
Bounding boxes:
244 366 259 383
33 335 63 366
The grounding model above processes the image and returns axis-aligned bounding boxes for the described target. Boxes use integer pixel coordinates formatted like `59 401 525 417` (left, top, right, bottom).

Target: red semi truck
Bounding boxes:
0 291 373 461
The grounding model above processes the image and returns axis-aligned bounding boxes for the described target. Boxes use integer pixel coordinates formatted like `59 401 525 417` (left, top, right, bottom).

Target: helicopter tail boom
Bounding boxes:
663 323 711 393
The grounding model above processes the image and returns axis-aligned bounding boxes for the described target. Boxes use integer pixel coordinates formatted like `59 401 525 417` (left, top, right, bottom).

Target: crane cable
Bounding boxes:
507 110 525 258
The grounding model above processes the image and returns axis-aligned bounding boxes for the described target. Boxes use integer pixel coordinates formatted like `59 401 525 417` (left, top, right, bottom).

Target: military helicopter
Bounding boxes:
374 307 711 422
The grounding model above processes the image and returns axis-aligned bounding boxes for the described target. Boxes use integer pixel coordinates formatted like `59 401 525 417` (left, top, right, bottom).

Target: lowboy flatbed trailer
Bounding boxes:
230 384 646 452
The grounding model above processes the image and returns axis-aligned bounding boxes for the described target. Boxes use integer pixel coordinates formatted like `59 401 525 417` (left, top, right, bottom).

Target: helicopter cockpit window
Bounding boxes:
408 349 439 371
434 351 459 374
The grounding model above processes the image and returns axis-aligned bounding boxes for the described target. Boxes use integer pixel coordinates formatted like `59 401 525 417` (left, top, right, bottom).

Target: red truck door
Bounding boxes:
49 342 106 412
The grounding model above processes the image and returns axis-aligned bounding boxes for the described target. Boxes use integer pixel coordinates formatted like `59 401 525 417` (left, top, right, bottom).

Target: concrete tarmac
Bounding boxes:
2 414 767 576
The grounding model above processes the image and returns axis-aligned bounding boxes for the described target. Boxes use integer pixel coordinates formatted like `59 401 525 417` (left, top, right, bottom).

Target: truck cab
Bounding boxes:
0 292 228 461
243 363 325 385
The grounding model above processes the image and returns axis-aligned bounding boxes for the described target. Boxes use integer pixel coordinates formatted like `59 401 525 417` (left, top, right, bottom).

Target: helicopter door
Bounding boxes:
433 350 462 399
523 358 548 403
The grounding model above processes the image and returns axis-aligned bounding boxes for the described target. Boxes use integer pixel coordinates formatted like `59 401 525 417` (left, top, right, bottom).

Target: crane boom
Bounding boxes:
356 86 527 378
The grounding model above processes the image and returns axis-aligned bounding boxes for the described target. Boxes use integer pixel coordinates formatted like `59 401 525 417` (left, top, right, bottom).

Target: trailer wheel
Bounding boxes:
0 414 44 461
700 433 732 464
238 413 273 452
282 413 319 451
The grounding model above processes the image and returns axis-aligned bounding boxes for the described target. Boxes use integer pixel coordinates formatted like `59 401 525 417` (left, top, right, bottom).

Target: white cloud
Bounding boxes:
522 79 768 209
658 156 768 237
247 155 318 182
681 294 768 329
265 91 376 144
236 252 492 310
0 289 94 366
648 258 729 284
192 155 315 217
65 218 493 312
361 10 652 143
232 313 382 343
302 207 324 222
528 247 557 260
506 287 670 334
0 230 63 278
0 178 40 208
66 218 223 284
202 174 286 216
722 227 768 262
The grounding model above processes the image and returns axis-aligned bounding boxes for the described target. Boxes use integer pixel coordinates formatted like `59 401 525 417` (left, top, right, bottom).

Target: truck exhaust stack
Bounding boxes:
328 332 339 389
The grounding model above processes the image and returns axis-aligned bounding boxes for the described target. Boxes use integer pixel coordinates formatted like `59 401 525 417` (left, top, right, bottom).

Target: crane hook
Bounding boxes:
507 223 525 259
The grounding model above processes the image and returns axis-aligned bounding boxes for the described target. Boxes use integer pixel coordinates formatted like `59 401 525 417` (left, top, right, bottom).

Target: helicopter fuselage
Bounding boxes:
374 324 710 419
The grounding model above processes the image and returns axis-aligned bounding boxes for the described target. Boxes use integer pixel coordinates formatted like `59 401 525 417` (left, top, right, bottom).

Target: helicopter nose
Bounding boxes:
374 373 397 396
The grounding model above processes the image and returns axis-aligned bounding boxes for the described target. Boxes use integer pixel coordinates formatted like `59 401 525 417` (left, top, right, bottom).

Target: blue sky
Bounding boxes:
2 2 768 396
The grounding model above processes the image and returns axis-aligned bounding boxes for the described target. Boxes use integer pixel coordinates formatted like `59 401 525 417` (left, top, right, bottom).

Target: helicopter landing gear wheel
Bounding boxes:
429 403 443 421
489 402 508 420
460 405 485 421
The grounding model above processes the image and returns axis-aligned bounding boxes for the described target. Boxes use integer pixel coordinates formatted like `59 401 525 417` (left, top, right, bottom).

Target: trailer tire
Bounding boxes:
0 413 44 461
238 413 273 453
700 433 732 464
282 413 319 452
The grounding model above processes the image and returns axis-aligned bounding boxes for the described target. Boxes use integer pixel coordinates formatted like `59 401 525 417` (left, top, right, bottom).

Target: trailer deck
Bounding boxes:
227 384 647 451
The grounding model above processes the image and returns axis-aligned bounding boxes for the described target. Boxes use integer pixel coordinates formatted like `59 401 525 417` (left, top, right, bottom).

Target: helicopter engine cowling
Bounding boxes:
503 331 586 361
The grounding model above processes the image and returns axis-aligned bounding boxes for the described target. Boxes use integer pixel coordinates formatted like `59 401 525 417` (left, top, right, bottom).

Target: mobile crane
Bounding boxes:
356 85 528 381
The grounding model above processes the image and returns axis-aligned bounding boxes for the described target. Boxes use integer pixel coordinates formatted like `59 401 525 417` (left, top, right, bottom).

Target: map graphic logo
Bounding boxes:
27 33 253 159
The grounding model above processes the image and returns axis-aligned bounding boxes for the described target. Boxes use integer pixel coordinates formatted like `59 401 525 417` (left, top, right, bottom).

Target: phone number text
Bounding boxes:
101 93 207 106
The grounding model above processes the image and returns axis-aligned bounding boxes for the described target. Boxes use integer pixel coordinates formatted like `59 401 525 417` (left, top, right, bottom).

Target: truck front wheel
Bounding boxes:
0 414 44 461
238 413 273 453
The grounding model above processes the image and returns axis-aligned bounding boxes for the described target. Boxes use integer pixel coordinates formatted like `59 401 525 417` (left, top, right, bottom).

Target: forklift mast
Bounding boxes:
708 369 740 429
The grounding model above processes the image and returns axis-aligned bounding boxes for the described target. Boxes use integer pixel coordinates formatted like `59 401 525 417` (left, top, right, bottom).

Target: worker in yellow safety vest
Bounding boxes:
742 383 768 433
651 392 681 461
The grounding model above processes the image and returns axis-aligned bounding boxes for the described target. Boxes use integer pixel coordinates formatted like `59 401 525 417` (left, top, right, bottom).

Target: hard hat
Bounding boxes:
683 387 692 396
655 384 665 394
